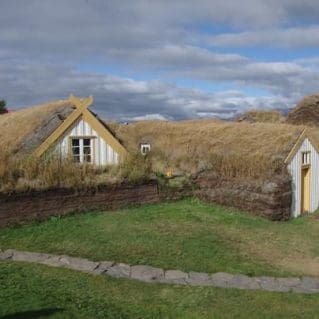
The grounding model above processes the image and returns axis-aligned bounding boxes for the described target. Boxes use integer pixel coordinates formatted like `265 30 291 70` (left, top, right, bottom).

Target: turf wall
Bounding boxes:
0 180 159 227
193 172 292 221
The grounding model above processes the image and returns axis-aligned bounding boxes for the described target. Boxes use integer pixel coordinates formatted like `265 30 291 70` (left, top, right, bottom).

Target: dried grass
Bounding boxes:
0 99 72 153
112 119 305 180
235 110 286 124
0 99 313 190
0 146 156 192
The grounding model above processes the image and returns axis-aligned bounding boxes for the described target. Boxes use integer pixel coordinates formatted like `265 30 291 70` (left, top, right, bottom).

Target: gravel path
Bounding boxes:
1 249 319 294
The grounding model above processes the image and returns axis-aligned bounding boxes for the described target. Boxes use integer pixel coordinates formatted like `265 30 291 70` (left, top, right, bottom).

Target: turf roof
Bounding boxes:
0 99 313 178
0 100 74 154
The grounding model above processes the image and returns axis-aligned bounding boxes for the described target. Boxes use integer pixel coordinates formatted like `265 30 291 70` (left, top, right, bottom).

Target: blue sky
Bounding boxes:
1 0 319 121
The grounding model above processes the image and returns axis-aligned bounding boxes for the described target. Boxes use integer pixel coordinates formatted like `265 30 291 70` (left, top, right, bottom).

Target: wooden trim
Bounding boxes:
69 94 93 112
68 135 97 139
82 111 127 158
301 166 311 213
284 129 307 164
34 95 128 161
285 129 319 164
92 137 96 166
34 109 82 157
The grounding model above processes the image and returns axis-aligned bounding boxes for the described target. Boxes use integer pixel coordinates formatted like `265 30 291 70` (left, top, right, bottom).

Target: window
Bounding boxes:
302 151 311 166
71 138 93 163
140 143 151 155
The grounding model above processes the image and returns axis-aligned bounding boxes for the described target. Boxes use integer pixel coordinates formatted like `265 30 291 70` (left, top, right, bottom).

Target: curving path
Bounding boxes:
1 249 319 294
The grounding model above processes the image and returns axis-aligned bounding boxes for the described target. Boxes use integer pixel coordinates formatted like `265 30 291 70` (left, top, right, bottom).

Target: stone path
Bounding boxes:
1 249 319 294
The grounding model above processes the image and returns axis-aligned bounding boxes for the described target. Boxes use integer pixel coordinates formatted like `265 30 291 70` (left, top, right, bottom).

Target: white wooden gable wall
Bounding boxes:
57 117 119 165
287 138 319 218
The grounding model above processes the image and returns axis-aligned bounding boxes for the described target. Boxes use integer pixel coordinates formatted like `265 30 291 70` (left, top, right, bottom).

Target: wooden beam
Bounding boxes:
82 111 128 159
34 108 82 157
285 129 307 164
69 94 93 112
285 128 319 164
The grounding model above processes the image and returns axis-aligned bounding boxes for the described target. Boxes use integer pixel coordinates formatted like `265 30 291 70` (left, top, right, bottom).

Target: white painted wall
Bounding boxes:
56 117 119 165
288 138 319 218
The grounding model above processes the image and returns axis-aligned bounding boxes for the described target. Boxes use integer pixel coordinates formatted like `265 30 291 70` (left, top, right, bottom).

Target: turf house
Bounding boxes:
1 95 319 220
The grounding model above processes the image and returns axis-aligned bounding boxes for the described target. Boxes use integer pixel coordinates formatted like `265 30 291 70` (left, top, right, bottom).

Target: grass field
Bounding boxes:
1 261 319 319
1 199 319 277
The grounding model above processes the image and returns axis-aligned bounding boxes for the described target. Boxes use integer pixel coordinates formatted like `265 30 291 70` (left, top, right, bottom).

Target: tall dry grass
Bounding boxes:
112 119 304 182
0 147 155 193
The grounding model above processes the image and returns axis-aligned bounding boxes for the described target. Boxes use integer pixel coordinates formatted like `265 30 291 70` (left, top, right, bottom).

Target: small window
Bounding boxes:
70 138 93 164
302 151 311 166
140 143 151 155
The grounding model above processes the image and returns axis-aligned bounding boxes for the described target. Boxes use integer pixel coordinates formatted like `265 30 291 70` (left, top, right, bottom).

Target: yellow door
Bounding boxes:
301 167 310 213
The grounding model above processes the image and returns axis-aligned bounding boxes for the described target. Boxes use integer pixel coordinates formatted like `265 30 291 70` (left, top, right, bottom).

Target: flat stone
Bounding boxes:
131 265 164 282
164 270 189 284
277 278 301 292
42 256 63 267
0 250 14 260
210 272 234 288
293 277 319 293
106 263 131 278
94 261 115 274
258 276 288 292
165 270 188 280
11 251 51 263
55 256 100 272
186 272 212 286
228 274 261 290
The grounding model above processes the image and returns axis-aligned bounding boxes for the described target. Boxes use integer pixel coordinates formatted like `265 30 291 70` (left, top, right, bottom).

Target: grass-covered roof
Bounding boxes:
0 99 74 154
2 99 317 180
110 119 306 179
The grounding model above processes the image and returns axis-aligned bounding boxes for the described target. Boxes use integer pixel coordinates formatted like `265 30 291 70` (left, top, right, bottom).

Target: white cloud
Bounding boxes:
129 114 169 121
0 1 318 120
0 61 299 121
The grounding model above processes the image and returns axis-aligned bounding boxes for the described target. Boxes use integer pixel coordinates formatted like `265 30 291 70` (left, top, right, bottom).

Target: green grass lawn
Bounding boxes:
1 199 319 277
1 261 319 319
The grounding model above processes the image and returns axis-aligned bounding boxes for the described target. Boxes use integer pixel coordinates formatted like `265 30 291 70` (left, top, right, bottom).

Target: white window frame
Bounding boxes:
140 143 151 155
301 151 311 166
70 137 94 164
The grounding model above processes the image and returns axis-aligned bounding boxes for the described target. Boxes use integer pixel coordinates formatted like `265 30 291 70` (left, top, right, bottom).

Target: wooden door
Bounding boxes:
301 167 310 213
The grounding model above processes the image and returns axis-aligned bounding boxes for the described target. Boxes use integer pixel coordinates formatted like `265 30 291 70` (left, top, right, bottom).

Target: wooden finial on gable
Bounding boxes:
68 94 94 112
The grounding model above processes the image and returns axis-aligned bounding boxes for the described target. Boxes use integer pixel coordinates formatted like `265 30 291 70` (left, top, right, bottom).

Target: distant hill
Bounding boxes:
235 110 285 124
287 94 319 126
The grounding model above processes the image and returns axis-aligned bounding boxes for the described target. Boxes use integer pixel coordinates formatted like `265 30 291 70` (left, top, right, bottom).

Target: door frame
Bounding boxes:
301 165 311 214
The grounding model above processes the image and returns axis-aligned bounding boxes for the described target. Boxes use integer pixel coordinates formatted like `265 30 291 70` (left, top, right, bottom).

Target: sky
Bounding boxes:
1 0 319 121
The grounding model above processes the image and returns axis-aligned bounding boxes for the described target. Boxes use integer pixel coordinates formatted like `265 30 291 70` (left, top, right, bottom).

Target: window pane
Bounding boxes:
302 152 310 165
72 139 80 146
73 155 80 162
83 139 90 146
72 147 80 155
83 147 91 155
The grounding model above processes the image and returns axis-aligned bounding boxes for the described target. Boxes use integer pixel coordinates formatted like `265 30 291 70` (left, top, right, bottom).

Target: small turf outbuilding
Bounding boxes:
285 130 319 217
112 120 319 220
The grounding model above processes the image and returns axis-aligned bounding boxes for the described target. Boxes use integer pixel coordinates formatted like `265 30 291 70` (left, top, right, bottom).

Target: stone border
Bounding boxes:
1 249 319 294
